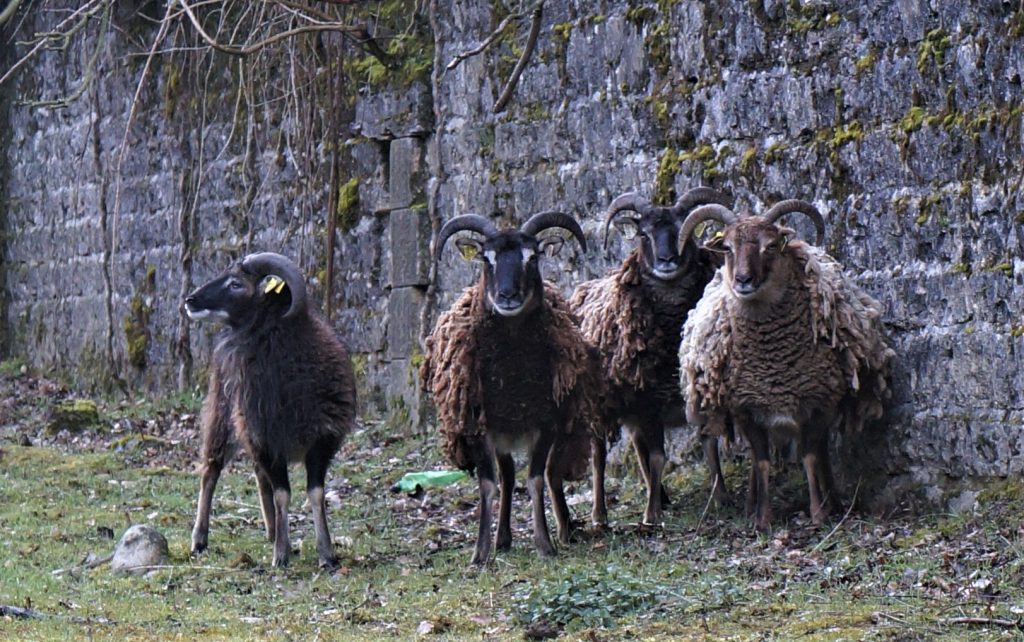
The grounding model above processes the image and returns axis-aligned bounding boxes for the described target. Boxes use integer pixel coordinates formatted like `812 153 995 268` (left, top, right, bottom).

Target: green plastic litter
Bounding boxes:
393 470 468 493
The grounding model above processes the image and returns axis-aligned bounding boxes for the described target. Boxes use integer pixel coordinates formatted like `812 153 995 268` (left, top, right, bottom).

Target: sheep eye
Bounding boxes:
229 279 245 290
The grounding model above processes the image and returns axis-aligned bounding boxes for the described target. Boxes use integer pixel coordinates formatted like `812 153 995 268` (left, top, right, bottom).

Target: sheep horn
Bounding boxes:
761 199 826 246
241 252 307 319
670 187 731 218
601 192 651 251
678 204 740 245
434 214 499 263
520 210 588 252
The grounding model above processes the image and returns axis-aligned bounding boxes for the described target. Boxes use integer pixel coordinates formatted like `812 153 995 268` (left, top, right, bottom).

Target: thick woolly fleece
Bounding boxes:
571 248 714 419
680 241 895 434
420 279 599 478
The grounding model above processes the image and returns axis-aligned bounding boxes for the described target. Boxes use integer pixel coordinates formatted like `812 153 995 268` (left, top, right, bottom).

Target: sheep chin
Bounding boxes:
487 292 534 317
185 307 229 322
729 285 760 301
650 266 683 280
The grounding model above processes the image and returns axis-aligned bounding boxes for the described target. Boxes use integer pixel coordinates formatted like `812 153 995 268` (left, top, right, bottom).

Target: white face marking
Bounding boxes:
185 306 230 322
651 266 683 280
487 290 533 317
484 250 497 264
520 247 535 263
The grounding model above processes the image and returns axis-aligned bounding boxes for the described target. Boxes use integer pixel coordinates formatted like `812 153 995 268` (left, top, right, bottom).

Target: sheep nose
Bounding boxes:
734 273 752 285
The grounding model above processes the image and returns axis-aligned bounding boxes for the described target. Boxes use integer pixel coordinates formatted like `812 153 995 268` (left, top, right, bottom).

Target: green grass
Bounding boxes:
3 396 1024 640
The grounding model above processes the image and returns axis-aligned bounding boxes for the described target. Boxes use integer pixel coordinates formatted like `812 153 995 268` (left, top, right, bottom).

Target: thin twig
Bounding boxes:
492 0 543 113
811 478 860 553
0 0 23 28
0 0 103 88
22 1 110 109
690 476 720 542
943 617 1024 630
177 0 370 57
51 553 113 576
444 11 521 74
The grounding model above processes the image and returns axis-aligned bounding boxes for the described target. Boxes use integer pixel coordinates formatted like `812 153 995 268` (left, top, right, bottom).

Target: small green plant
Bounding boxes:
515 563 658 632
0 357 27 377
917 28 951 74
854 48 877 75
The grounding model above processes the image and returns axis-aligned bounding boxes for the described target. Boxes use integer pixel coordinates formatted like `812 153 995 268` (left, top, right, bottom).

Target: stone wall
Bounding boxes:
2 1 1023 509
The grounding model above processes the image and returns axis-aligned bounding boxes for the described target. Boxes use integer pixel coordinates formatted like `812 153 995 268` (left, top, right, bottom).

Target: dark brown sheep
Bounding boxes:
420 211 599 565
570 187 731 526
185 252 356 568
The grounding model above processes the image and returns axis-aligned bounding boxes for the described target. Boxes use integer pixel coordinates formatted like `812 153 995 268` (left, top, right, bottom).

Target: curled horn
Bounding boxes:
241 252 307 319
601 192 652 250
678 204 740 246
520 210 588 252
670 187 731 218
434 214 499 263
761 199 826 246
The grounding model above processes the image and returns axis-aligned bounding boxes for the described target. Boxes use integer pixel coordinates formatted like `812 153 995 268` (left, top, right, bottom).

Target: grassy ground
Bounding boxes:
1 370 1023 641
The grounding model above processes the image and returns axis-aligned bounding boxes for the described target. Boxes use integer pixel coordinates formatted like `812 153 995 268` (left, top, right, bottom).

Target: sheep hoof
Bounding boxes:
319 556 340 571
468 554 490 568
535 546 556 559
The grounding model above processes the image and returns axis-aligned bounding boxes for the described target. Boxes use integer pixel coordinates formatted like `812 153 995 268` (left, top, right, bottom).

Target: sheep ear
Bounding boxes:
454 237 483 261
261 275 287 295
703 230 727 254
777 225 797 250
612 217 639 240
539 236 565 257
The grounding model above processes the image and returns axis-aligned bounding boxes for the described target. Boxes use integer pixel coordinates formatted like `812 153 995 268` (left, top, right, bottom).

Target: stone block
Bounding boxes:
389 137 425 210
386 286 424 360
389 208 431 287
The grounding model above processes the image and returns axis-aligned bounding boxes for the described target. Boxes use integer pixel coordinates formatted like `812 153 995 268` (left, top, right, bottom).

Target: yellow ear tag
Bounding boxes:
458 244 479 261
263 275 285 294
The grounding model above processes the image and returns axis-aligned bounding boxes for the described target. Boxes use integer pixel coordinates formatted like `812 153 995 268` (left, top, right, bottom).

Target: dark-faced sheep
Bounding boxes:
420 211 598 565
185 252 357 568
570 187 731 526
679 200 894 531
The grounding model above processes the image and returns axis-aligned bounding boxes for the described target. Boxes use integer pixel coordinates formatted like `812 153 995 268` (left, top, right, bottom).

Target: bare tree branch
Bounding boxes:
492 0 543 114
23 1 111 108
444 10 521 74
177 0 373 57
0 0 104 88
0 0 23 29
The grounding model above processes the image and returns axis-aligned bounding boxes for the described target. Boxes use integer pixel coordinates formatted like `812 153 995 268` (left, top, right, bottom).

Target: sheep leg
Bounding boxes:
546 448 572 545
305 447 339 569
191 405 232 556
495 452 515 552
800 429 832 526
744 425 772 532
590 435 608 527
470 444 498 567
261 460 292 568
255 468 276 541
636 424 667 525
527 433 557 558
191 456 223 555
702 415 730 507
817 439 839 514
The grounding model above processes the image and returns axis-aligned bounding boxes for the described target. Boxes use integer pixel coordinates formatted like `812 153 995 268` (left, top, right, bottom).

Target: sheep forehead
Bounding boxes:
484 233 537 259
729 220 779 246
